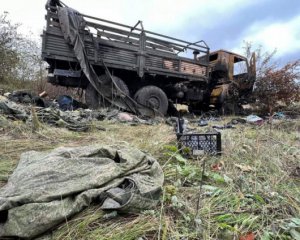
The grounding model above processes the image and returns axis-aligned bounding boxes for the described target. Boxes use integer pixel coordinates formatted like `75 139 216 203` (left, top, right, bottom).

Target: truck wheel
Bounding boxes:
85 75 129 109
101 75 130 96
85 83 100 109
134 86 168 115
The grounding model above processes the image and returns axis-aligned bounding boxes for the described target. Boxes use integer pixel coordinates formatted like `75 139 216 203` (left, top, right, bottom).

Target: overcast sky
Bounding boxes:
2 0 300 63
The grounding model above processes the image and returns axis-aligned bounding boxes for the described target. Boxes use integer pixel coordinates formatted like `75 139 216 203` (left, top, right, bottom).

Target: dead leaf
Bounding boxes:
235 164 253 172
211 161 225 171
239 232 255 240
237 191 245 199
211 163 222 171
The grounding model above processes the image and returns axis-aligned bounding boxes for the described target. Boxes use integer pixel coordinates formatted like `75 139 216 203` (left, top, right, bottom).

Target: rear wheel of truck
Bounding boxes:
85 75 129 109
220 102 242 115
134 86 168 115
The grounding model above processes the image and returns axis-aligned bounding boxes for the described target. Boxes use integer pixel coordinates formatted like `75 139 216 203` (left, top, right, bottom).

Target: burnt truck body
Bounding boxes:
204 50 256 114
42 0 255 115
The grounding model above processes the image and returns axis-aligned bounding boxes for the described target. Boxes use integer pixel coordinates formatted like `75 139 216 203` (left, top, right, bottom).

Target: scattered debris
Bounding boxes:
273 112 286 119
246 114 264 125
117 112 134 122
199 120 208 127
8 89 34 103
57 95 85 111
0 95 159 132
229 118 247 125
3 92 11 98
0 96 28 120
202 185 222 196
290 166 300 178
212 124 235 130
39 91 48 98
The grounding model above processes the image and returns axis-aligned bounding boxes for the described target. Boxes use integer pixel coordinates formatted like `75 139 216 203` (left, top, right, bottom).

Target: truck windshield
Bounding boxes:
233 56 247 76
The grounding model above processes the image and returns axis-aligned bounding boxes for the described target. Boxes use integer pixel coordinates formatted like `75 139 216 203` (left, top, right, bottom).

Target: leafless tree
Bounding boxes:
0 12 47 91
0 12 20 84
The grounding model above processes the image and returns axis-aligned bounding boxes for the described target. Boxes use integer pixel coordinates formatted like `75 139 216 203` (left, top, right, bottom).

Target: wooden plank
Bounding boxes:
147 36 207 53
146 67 207 82
42 49 76 60
96 31 140 45
146 36 186 52
46 27 64 36
146 42 175 53
97 58 137 69
48 21 60 28
47 12 59 20
86 21 141 39
97 39 140 52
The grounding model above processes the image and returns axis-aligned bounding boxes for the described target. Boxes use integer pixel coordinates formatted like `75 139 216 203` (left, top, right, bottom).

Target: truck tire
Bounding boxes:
134 86 168 115
101 75 130 95
85 75 129 109
188 103 201 114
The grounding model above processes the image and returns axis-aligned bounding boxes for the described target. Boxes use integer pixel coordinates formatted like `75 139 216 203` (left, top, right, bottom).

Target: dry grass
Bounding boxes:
0 119 173 186
52 207 160 240
0 115 299 239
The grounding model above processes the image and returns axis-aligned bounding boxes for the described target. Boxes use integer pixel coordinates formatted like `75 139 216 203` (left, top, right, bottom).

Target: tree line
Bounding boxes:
0 12 46 91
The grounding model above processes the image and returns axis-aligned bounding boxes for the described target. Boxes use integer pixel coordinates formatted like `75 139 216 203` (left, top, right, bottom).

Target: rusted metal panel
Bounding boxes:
180 62 207 76
163 59 179 71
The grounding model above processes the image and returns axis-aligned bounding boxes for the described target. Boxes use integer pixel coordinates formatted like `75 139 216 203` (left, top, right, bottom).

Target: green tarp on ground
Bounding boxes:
0 145 164 239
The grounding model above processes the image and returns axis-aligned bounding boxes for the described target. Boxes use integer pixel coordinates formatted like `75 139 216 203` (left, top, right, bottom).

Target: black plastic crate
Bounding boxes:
177 132 221 156
175 117 221 156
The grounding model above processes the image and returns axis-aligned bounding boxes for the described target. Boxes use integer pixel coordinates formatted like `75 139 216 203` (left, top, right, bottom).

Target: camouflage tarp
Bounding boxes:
0 145 164 239
56 5 157 118
0 95 28 120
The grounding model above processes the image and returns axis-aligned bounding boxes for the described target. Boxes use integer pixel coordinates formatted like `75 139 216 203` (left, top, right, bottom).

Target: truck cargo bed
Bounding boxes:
42 6 210 82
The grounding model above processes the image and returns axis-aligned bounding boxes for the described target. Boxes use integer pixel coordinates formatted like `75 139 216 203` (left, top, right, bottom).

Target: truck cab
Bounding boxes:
208 50 256 113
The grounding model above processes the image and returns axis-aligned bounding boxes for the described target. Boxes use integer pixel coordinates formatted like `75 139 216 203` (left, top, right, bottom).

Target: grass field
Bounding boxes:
0 115 299 239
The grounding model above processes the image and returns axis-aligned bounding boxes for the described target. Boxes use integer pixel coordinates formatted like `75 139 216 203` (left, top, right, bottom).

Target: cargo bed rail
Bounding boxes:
44 2 210 79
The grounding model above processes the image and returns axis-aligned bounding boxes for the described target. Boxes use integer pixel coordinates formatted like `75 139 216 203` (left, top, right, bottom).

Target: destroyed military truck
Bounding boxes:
42 0 256 116
197 50 256 114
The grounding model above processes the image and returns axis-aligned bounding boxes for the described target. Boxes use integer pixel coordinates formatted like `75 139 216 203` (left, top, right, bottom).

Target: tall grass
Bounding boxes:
0 116 299 239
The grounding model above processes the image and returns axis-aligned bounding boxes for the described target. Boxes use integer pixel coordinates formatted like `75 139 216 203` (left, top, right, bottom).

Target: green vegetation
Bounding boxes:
0 117 299 239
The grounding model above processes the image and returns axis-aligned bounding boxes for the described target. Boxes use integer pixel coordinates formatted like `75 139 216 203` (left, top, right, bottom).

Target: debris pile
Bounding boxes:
0 96 28 120
0 93 160 132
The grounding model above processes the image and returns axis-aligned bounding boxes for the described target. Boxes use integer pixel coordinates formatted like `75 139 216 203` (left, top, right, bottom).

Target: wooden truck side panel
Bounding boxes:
42 8 210 83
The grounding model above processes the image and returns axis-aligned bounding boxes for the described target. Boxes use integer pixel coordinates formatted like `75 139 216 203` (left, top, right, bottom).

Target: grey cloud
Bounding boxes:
161 0 300 60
